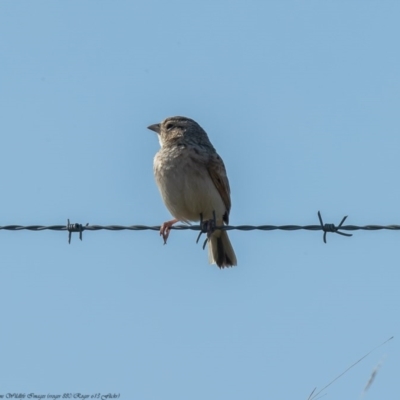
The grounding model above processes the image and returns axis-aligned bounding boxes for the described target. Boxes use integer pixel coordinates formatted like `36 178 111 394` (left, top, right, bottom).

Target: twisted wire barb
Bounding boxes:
1 212 400 243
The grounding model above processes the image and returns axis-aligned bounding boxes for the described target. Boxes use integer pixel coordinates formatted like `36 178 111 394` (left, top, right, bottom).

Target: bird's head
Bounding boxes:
148 116 212 148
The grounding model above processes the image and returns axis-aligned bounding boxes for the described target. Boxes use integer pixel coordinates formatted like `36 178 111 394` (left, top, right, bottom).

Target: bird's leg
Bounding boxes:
160 218 178 244
196 213 205 244
207 210 217 239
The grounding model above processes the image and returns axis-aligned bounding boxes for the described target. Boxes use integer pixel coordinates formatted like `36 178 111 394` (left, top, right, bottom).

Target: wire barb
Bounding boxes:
196 211 217 249
67 219 88 244
317 211 353 243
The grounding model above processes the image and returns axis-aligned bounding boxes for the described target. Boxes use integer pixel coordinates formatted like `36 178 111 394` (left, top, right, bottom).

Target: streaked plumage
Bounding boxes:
148 116 237 268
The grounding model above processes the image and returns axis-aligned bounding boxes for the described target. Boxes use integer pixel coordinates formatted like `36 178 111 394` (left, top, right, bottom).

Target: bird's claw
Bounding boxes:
159 219 178 245
160 224 170 244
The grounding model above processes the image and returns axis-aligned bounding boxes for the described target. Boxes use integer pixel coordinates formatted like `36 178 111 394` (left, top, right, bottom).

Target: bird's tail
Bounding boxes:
208 230 237 268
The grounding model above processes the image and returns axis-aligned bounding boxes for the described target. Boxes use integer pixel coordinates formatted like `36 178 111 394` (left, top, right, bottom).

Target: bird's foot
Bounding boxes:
160 219 178 244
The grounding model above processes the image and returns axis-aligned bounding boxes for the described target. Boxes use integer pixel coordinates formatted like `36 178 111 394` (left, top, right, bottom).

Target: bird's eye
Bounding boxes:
165 123 174 131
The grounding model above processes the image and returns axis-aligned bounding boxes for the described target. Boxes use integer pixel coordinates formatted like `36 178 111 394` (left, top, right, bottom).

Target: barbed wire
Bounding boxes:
1 212 400 244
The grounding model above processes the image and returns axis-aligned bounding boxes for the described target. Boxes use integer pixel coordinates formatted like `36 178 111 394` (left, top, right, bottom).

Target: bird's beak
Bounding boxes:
147 123 161 134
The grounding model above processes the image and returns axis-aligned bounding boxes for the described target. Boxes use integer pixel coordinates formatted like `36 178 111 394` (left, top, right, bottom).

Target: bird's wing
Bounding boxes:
207 153 231 224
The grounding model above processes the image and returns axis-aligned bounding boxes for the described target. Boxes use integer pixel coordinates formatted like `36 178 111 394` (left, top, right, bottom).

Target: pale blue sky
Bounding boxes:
1 1 399 399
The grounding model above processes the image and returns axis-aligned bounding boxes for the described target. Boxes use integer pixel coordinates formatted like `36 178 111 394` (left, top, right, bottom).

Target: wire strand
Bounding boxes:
1 212 400 243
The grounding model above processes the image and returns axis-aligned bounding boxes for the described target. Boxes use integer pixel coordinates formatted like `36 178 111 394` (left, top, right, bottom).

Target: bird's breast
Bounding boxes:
154 145 226 222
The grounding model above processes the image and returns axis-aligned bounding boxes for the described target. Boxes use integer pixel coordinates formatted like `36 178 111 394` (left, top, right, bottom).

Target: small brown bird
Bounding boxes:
148 116 237 268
